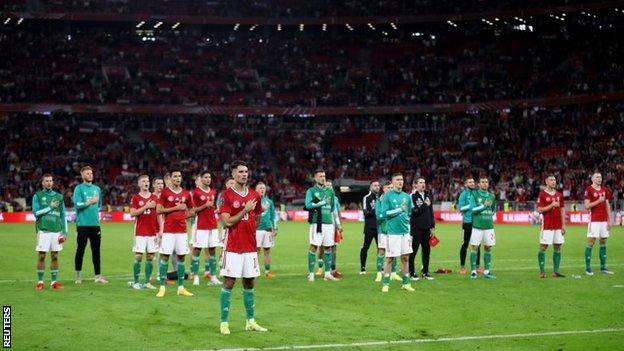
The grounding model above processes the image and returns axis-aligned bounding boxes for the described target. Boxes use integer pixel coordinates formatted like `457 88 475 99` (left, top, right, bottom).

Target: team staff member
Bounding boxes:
409 178 435 280
360 181 380 274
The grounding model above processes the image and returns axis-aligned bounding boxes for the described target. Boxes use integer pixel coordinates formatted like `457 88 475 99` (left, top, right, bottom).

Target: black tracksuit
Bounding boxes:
359 192 378 271
409 191 435 276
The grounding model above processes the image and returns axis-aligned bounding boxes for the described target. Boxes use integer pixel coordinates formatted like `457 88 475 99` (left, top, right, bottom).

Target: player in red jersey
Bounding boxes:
155 170 195 297
128 175 160 290
583 172 614 275
218 161 267 335
536 174 566 278
190 171 222 286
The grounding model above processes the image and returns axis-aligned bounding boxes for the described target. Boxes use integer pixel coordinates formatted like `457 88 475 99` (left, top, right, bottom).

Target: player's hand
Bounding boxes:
598 194 606 203
206 199 215 208
561 228 566 235
424 198 431 206
146 200 157 209
58 235 66 244
484 200 492 206
50 199 60 209
244 199 257 213
607 222 611 230
336 224 342 232
430 228 435 237
91 195 100 205
177 203 187 211
551 200 560 208
400 204 408 212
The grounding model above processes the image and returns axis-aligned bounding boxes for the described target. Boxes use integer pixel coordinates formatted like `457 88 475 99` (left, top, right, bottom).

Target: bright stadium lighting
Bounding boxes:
411 32 423 37
322 23 327 31
4 18 11 25
249 24 258 31
367 23 376 30
277 24 282 31
299 23 304 31
390 22 397 30
171 22 180 29
382 31 388 36
233 23 240 30
154 21 163 28
17 18 24 25
447 20 458 28
136 21 145 28
345 23 353 31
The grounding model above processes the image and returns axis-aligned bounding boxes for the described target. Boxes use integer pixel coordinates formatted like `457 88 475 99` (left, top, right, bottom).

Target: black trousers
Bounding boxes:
75 226 102 275
409 228 431 276
359 230 378 270
460 223 480 267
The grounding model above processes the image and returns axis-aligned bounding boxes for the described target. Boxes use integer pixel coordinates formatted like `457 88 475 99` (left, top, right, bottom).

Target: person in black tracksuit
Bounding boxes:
409 177 436 280
359 181 381 273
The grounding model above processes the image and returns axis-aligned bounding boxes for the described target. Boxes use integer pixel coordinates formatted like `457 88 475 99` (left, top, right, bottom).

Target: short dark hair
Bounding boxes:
464 176 474 183
391 172 403 179
412 177 425 184
170 169 182 176
201 170 211 177
138 174 149 181
479 175 488 181
153 177 164 183
42 173 53 180
231 160 248 170
80 165 92 173
314 169 325 175
163 172 171 179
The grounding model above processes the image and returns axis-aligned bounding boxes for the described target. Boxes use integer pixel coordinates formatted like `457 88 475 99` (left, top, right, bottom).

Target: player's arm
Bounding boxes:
130 199 154 217
412 194 426 216
384 196 402 218
362 195 374 218
560 199 566 234
185 196 196 218
537 196 556 213
606 199 612 229
270 200 278 233
72 186 89 210
305 188 325 209
429 193 436 231
221 199 257 227
472 196 487 213
97 187 103 208
458 192 471 213
584 193 605 209
157 214 164 234
32 193 52 218
60 200 68 236
157 202 185 214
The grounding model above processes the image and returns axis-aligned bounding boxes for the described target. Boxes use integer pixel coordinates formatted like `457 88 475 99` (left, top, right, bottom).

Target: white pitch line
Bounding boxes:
1 262 622 283
200 327 624 351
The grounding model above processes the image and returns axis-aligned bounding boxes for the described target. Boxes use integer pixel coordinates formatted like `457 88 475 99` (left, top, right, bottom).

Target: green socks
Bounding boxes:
376 255 384 272
553 251 561 273
323 251 332 273
243 288 255 320
382 274 390 286
538 251 546 273
307 251 316 273
599 245 607 269
133 260 141 283
584 246 592 270
159 259 168 286
318 259 324 269
51 269 58 282
220 288 232 322
177 262 186 286
209 256 217 275
391 258 397 273
484 251 492 272
145 260 153 283
264 264 271 272
401 274 409 285
191 255 200 275
470 250 478 271
37 269 44 281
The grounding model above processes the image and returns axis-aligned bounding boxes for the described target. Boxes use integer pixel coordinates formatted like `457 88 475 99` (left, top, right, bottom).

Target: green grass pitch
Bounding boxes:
1 222 623 350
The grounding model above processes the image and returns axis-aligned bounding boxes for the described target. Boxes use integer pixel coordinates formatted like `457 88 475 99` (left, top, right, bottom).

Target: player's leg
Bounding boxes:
399 254 414 291
469 228 484 279
331 245 342 278
459 223 471 273
585 223 597 275
74 226 88 284
36 251 46 290
90 226 107 283
317 246 325 275
482 229 496 279
420 230 432 279
132 252 143 287
322 225 338 280
144 252 156 288
408 232 419 278
220 276 236 334
538 243 548 278
207 247 221 284
156 233 174 296
552 244 563 277
375 233 386 281
263 248 273 277
308 224 321 280
598 223 612 274
360 231 374 273
50 251 61 288
174 234 193 295
242 253 266 331
191 247 202 285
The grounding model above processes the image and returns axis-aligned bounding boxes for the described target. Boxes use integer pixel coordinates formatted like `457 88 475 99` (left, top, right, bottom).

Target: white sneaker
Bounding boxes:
324 273 339 281
193 275 200 286
359 270 367 275
75 271 82 284
410 275 420 282
307 273 315 282
422 274 434 281
94 275 109 284
143 282 157 290
210 277 222 286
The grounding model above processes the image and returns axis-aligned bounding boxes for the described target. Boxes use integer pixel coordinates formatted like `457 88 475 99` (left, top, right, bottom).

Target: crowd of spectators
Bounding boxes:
2 103 623 211
1 15 622 107
1 0 604 17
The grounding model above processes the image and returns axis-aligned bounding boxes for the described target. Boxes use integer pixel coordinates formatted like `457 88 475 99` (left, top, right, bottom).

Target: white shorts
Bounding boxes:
256 230 274 248
35 231 63 252
192 228 222 248
220 251 260 278
470 228 496 247
540 230 565 245
133 236 159 253
159 233 190 255
587 222 609 238
309 224 335 247
377 233 388 250
385 234 412 258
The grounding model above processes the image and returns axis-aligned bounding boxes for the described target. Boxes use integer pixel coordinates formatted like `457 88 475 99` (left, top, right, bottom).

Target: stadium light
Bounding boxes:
345 23 354 31
367 23 376 30
382 31 388 36
249 24 258 31
390 22 397 30
322 23 327 31
299 24 304 31
4 18 11 25
16 18 23 25
277 24 282 31
136 21 145 28
171 22 180 29
154 21 163 28
447 20 458 28
233 23 240 30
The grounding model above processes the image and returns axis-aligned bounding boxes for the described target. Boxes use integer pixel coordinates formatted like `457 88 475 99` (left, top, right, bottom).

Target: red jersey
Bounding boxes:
192 187 218 230
584 186 610 222
160 187 194 234
218 187 262 253
538 190 564 230
131 193 159 236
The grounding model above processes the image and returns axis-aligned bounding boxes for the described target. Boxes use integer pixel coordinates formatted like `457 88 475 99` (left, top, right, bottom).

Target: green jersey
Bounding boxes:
32 189 67 234
379 189 413 235
72 182 102 226
374 197 387 234
472 190 496 229
258 196 277 231
305 184 337 224
458 189 476 223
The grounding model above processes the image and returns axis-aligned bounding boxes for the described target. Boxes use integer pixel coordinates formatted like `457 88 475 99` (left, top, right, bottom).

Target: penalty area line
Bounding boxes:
202 327 624 351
